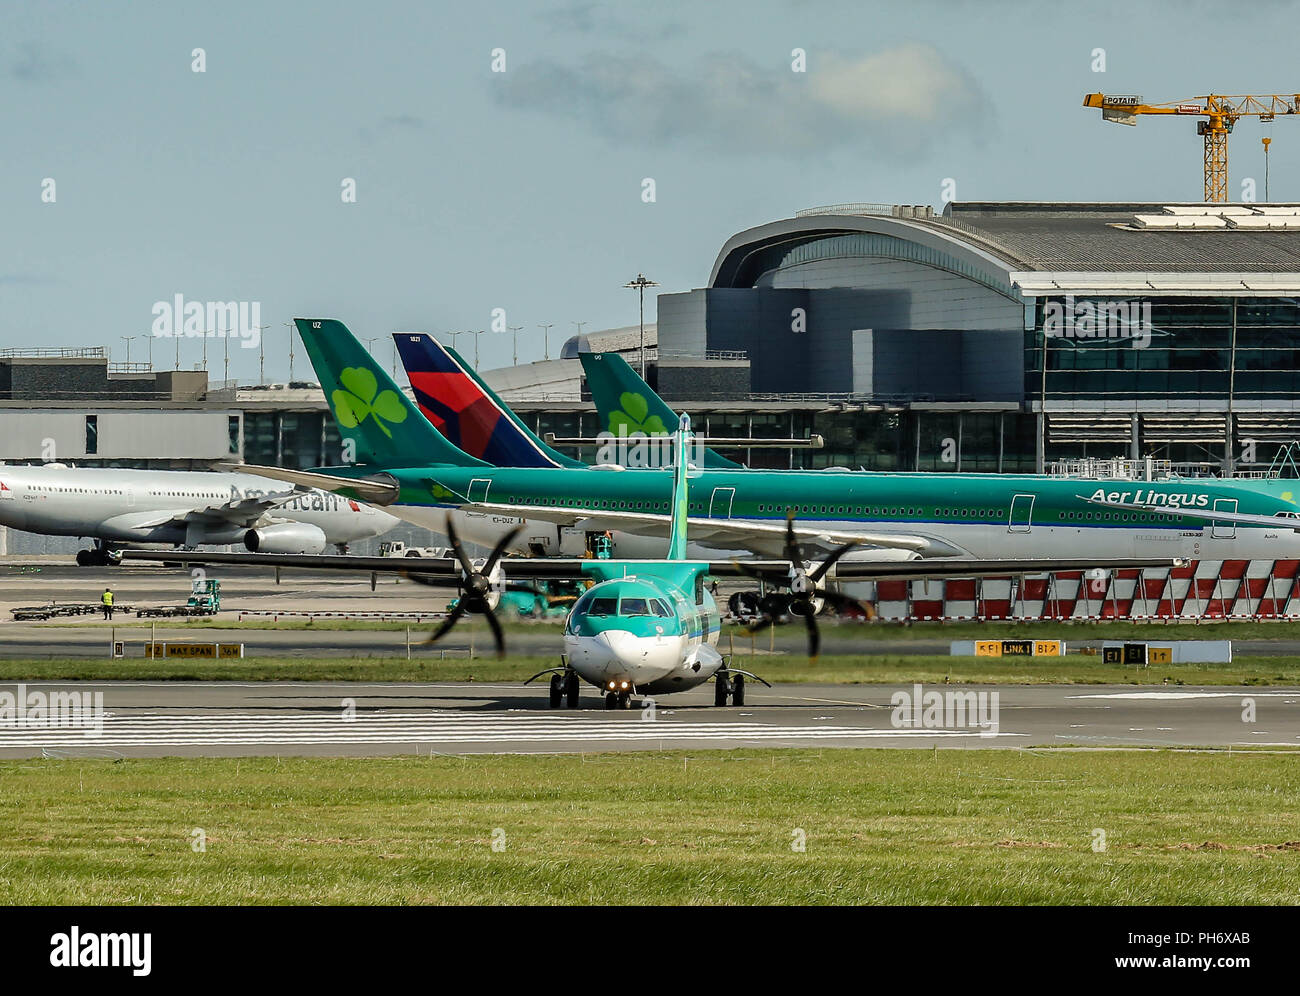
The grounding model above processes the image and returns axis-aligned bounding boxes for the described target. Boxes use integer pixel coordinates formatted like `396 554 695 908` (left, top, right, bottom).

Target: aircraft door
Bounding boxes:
709 487 735 518
467 479 491 503
1009 494 1034 533
1212 498 1237 539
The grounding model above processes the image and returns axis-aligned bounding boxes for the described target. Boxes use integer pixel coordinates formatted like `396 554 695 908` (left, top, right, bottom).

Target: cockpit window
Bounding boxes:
620 598 650 616
650 599 671 617
587 597 617 616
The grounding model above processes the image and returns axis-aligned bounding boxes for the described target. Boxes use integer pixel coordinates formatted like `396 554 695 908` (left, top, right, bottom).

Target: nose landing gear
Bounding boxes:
714 667 770 706
530 663 582 709
547 670 582 709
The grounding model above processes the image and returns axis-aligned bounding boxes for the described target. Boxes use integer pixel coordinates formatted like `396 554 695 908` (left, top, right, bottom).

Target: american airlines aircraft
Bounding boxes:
0 464 398 564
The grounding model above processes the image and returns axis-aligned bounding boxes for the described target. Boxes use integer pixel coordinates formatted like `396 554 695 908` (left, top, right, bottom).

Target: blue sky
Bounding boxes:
3 0 1298 378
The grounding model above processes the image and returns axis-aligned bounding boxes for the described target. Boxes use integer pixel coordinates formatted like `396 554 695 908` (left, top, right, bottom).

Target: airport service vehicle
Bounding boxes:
0 463 398 564
136 577 221 618
232 320 1300 571
127 416 1179 708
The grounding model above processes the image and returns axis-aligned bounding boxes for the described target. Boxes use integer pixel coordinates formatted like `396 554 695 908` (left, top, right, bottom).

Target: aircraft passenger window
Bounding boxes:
588 597 617 616
620 598 650 616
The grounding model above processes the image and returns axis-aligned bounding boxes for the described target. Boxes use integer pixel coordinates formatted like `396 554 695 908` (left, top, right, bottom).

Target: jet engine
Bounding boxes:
244 522 328 554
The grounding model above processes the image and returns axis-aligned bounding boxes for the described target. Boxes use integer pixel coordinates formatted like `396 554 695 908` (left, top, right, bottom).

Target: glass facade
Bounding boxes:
1026 296 1300 401
514 407 1039 473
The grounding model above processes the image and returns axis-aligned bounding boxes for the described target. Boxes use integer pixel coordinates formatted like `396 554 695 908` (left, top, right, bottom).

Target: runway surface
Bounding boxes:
1 680 1295 758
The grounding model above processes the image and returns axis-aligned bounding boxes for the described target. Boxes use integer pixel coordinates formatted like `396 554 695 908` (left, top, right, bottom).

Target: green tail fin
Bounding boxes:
578 352 742 469
667 413 691 561
295 319 488 468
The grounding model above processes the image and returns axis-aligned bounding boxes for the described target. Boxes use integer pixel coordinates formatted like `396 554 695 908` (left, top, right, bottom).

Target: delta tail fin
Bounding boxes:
295 319 488 468
578 352 742 469
392 333 584 469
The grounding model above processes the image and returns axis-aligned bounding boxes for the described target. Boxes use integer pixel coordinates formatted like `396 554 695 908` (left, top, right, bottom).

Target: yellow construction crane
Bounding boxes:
1083 92 1300 203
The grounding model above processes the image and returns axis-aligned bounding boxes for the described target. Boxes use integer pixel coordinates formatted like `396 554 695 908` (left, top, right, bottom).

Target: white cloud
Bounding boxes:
493 43 987 160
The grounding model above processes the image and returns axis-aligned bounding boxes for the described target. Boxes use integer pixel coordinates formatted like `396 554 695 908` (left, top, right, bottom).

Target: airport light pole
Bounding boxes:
538 323 553 360
253 325 270 385
623 273 658 379
469 330 484 368
507 326 523 366
281 322 297 382
445 330 465 355
120 336 135 364
571 320 588 348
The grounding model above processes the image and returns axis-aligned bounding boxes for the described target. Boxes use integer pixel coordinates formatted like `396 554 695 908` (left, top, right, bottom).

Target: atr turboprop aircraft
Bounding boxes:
225 319 1300 567
0 464 398 563
126 415 1180 707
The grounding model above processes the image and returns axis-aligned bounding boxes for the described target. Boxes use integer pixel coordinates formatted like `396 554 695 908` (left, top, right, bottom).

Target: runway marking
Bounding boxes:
1067 691 1300 701
0 710 1025 747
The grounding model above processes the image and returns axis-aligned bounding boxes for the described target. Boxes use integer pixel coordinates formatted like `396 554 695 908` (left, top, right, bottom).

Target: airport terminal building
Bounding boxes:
499 201 1300 477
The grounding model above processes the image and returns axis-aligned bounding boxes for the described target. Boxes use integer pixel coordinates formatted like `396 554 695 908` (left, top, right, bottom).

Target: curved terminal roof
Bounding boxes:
710 202 1300 297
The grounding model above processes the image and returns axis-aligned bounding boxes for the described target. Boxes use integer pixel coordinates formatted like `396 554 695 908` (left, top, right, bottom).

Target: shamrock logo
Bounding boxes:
429 482 455 500
331 367 407 438
608 391 667 436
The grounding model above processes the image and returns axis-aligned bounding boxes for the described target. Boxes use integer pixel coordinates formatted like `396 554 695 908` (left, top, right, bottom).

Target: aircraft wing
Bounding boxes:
463 501 939 556
117 549 610 586
216 463 401 504
119 550 1183 585
828 556 1185 581
127 490 306 530
1079 493 1300 531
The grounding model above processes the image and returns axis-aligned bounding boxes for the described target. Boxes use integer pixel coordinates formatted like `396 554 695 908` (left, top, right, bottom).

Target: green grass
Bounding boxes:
0 653 1296 685
1 750 1297 904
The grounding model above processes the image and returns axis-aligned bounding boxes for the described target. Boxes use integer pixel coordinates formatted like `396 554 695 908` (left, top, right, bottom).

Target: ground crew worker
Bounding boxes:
101 587 114 620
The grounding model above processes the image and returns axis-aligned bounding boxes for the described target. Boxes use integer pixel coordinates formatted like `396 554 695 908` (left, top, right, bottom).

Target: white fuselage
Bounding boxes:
0 465 397 549
561 576 723 695
385 501 1300 565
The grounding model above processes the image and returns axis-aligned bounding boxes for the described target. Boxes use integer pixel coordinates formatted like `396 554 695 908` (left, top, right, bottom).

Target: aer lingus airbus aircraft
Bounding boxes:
228 319 1300 568
128 415 1180 707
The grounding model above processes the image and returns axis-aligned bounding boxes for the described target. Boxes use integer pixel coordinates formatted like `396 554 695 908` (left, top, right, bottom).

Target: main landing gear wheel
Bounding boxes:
76 548 115 567
548 674 563 709
715 674 729 707
732 673 745 707
564 672 580 709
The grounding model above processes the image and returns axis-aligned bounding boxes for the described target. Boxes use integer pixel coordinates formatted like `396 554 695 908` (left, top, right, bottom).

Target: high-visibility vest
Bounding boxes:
102 591 114 606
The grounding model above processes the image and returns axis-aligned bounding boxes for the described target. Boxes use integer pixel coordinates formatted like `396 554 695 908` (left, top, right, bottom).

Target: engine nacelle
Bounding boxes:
244 522 328 554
